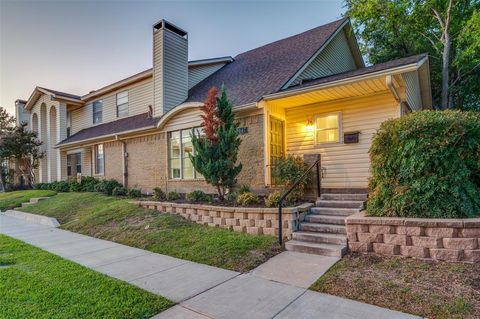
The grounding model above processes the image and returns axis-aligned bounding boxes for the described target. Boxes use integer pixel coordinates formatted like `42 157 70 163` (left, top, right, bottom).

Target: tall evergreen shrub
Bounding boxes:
368 110 480 218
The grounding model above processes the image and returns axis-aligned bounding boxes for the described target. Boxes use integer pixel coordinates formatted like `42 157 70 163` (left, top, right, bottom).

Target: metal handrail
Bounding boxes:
277 156 321 245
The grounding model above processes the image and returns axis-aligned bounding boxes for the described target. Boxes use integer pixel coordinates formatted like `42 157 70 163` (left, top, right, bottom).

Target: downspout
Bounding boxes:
115 135 128 188
386 74 403 116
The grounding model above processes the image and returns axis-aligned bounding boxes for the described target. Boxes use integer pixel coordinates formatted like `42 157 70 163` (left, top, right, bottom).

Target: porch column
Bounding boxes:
56 103 67 180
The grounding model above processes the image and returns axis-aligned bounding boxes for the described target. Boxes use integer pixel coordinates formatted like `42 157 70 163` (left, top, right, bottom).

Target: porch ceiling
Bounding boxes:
265 75 400 109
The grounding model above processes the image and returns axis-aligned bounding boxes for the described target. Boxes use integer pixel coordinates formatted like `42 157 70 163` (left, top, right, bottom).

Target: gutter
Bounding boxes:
263 57 427 101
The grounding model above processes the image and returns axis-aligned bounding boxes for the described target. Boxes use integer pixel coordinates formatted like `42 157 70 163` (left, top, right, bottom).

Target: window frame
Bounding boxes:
94 144 105 175
92 100 103 124
314 111 342 145
116 91 129 118
167 128 203 180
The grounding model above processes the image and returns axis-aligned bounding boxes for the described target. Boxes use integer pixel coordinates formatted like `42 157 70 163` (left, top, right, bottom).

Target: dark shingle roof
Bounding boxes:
58 112 159 145
186 18 347 106
39 87 82 100
282 54 428 92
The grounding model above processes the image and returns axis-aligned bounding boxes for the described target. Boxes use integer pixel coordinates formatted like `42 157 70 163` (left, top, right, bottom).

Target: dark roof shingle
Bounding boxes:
58 112 159 145
186 18 347 106
38 87 82 100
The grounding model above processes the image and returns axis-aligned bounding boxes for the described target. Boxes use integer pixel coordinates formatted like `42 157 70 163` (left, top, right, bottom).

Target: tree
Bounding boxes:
345 0 480 110
0 107 16 192
190 86 242 200
0 122 44 188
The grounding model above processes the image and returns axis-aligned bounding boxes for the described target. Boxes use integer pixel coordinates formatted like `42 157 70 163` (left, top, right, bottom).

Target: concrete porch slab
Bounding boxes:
94 253 187 282
274 290 420 319
250 251 340 288
130 262 239 302
182 274 305 319
151 305 211 319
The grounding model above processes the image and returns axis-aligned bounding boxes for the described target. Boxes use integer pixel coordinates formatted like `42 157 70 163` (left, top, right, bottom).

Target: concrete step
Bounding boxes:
319 193 367 201
21 202 32 207
310 207 359 216
316 200 364 209
285 240 346 257
299 222 346 234
306 214 346 225
292 231 347 245
29 197 50 204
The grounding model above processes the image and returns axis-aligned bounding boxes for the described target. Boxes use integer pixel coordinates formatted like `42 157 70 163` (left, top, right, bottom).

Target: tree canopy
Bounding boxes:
345 0 480 110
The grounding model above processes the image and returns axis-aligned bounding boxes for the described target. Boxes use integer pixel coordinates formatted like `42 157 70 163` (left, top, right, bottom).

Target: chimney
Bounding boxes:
153 19 188 115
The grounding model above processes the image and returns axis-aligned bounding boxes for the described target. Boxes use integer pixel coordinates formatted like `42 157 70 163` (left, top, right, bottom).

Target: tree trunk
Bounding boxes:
441 32 451 109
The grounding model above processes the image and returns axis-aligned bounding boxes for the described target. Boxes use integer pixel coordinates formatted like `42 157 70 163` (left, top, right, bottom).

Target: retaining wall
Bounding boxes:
134 201 313 238
346 212 480 263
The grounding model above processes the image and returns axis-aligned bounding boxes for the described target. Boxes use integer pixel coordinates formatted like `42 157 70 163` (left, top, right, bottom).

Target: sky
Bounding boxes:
0 0 345 115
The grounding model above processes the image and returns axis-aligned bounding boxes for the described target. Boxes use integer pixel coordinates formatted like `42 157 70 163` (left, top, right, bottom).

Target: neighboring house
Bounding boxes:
17 18 431 194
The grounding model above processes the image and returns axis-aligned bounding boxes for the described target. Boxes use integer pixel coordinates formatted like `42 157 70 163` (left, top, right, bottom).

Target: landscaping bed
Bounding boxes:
20 192 281 272
311 253 480 319
0 234 173 319
0 190 56 211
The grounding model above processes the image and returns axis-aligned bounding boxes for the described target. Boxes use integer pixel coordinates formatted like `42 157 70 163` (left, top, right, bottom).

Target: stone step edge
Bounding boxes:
2 210 60 228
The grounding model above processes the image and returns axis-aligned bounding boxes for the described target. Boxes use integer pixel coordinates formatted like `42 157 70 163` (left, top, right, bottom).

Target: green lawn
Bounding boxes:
0 234 173 319
0 190 57 211
310 253 479 319
21 192 281 272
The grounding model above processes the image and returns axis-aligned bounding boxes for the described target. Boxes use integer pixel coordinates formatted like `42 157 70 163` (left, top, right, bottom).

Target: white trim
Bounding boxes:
314 111 342 145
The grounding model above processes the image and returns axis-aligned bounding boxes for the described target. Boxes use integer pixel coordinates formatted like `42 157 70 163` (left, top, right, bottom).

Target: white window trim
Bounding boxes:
94 144 105 176
314 111 342 145
168 128 204 181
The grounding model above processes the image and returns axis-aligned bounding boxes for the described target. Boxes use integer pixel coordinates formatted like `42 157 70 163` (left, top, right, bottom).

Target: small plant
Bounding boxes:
112 186 127 197
152 187 166 201
186 190 211 202
166 190 180 201
265 191 282 208
127 188 142 199
68 181 81 192
273 155 311 202
238 185 251 194
236 191 259 206
225 191 238 202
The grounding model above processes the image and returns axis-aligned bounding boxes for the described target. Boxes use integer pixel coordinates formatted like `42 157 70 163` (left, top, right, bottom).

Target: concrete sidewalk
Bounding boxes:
0 213 420 319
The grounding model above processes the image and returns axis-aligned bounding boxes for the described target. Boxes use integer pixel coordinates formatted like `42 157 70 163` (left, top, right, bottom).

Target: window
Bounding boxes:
75 153 82 174
67 155 72 176
116 91 129 117
66 110 72 137
66 153 81 176
315 112 341 144
93 100 103 124
168 128 203 179
95 144 104 175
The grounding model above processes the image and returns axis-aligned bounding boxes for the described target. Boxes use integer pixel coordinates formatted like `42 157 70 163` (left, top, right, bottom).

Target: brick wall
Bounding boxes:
346 212 480 263
134 201 313 238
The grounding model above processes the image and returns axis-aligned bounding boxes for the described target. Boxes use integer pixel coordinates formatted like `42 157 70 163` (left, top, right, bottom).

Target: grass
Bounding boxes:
0 190 57 211
0 234 173 319
310 253 480 319
21 192 281 272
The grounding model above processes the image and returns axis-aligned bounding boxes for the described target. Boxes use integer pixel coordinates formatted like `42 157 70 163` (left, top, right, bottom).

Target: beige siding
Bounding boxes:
188 63 226 89
71 78 153 135
403 71 422 111
290 30 357 86
162 108 203 132
285 92 399 188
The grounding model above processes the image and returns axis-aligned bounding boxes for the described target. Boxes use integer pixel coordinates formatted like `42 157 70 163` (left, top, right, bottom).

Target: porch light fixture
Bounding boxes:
305 119 314 132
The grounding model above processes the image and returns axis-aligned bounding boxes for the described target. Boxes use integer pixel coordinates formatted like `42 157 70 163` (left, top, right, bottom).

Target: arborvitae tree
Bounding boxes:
190 86 242 200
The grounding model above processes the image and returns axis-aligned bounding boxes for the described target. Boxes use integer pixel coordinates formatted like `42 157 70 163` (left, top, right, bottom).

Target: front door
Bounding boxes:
270 116 285 185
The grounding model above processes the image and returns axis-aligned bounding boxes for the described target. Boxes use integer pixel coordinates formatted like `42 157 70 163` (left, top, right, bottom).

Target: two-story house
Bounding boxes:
16 18 431 195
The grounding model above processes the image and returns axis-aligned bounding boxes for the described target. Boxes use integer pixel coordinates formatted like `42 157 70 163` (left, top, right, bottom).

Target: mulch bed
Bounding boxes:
310 253 480 319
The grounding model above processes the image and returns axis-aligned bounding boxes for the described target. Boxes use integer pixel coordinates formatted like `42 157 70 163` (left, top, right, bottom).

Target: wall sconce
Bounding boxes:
305 119 314 132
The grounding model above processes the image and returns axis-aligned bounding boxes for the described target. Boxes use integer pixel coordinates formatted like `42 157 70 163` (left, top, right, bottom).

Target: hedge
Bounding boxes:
367 110 480 219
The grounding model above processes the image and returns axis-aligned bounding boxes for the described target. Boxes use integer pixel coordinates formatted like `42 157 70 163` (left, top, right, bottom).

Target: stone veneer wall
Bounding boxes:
346 212 480 263
134 201 313 238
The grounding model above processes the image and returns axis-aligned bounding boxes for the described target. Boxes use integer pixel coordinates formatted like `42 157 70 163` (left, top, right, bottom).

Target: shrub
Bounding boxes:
273 155 311 202
94 179 122 196
112 186 127 197
238 185 251 194
52 181 70 192
225 191 238 202
186 190 212 202
34 183 45 190
265 191 281 208
166 191 180 201
152 187 166 201
68 181 81 192
80 176 100 192
127 188 142 199
236 191 259 206
368 110 480 219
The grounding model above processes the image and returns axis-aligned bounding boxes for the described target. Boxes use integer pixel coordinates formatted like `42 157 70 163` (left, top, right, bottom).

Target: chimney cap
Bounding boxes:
153 19 187 38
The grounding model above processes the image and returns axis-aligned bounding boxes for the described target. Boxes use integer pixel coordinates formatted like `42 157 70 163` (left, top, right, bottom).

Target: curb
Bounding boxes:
2 210 60 227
